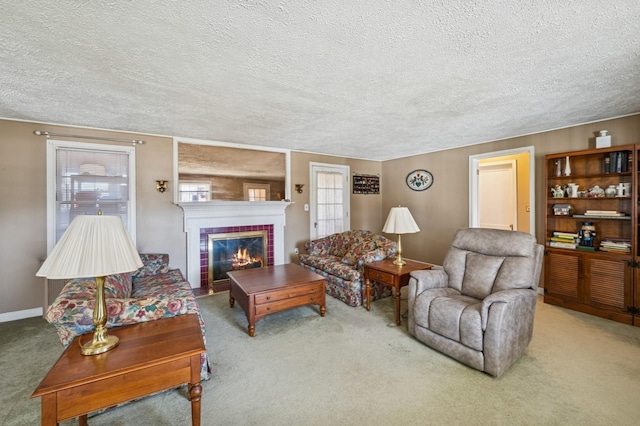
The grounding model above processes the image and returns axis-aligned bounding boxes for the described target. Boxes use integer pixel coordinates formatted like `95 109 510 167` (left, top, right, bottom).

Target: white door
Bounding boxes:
309 163 350 239
478 160 517 230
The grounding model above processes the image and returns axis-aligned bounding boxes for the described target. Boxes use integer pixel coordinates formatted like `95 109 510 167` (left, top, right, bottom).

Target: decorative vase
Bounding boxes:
606 185 617 197
567 183 579 198
555 159 562 177
564 156 571 176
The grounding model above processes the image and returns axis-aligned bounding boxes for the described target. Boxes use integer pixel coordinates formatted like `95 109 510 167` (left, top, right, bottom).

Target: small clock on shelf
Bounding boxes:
406 169 433 191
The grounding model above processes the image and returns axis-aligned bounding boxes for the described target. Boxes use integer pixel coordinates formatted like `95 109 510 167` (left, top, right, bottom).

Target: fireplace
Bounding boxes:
179 200 291 292
199 224 274 293
208 230 267 286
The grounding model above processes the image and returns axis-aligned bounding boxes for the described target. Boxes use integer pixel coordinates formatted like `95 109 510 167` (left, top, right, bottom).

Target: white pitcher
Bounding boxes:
567 183 579 198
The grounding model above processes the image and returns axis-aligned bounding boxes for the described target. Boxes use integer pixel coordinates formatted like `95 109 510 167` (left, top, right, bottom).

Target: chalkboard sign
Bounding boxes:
352 174 380 194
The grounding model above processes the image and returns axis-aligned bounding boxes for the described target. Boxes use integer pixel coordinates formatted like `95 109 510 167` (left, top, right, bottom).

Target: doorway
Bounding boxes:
469 146 535 235
478 159 517 230
309 163 350 239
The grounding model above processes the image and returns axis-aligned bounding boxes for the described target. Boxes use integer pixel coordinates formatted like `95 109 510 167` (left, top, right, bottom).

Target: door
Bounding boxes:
469 147 534 234
309 163 350 239
478 160 517 230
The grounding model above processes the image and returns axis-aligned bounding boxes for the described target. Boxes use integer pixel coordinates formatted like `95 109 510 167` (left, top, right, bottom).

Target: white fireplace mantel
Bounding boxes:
179 201 292 288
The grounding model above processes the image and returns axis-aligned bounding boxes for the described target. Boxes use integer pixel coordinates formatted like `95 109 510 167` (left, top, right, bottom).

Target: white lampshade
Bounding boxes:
383 207 420 235
37 215 143 279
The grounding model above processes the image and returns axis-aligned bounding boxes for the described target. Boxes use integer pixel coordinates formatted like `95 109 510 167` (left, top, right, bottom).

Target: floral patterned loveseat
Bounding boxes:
299 230 397 307
45 253 211 381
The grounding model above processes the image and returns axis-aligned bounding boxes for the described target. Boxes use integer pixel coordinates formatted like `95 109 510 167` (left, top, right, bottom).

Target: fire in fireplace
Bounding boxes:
208 231 267 285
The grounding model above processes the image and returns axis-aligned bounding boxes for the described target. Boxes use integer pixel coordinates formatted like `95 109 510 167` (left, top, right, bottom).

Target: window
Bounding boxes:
47 140 136 251
243 183 270 201
179 181 211 202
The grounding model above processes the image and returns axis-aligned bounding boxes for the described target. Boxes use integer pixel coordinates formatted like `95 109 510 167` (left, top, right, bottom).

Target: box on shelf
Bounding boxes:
552 204 573 216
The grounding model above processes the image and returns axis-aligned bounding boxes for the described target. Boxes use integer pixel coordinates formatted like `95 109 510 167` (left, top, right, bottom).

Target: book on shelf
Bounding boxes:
573 214 630 220
548 241 577 249
609 150 632 173
583 210 626 216
552 231 579 238
576 245 596 251
550 236 577 242
599 238 631 253
599 247 630 253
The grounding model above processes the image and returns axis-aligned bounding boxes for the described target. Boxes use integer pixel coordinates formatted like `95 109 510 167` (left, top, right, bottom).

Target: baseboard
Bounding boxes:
0 307 43 323
537 287 544 296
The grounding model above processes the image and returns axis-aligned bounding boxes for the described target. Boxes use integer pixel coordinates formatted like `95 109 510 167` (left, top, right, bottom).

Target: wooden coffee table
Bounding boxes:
364 258 432 325
228 263 326 337
31 314 206 426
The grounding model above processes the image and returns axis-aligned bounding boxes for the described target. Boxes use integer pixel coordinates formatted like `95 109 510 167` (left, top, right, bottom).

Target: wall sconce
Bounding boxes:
295 184 304 194
156 180 168 193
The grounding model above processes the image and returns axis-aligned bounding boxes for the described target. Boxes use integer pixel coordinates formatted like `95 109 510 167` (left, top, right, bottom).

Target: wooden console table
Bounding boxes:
364 258 431 325
31 314 206 425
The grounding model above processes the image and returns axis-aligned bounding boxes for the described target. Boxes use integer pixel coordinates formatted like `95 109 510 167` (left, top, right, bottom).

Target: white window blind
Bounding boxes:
47 140 136 250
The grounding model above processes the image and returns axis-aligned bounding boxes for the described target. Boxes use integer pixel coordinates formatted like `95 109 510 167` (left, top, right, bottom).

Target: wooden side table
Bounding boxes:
364 258 431 325
31 314 206 426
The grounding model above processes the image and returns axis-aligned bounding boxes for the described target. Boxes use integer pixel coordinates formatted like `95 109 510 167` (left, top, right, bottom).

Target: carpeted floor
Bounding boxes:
2 291 640 425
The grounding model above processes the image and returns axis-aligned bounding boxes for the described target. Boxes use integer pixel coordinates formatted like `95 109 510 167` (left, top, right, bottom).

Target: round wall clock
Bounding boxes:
406 169 433 191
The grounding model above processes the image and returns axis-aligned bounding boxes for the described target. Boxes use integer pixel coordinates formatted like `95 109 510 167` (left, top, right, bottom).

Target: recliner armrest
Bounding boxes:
481 288 537 330
409 269 448 292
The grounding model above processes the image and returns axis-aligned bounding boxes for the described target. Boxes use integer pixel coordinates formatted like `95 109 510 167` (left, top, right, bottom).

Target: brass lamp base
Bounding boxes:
393 234 406 266
392 256 406 266
81 333 119 356
80 275 119 356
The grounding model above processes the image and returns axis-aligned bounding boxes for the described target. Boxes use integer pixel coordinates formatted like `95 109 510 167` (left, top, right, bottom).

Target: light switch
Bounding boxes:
304 204 309 211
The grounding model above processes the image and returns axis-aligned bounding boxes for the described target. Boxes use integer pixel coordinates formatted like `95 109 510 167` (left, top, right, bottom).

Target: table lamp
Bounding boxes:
382 206 420 266
36 214 143 355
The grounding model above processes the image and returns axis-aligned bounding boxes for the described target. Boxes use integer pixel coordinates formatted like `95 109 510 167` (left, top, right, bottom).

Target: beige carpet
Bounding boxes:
3 291 640 425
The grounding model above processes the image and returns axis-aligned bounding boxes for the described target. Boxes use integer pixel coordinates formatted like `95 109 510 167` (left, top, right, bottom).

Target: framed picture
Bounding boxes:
352 174 380 194
406 169 433 191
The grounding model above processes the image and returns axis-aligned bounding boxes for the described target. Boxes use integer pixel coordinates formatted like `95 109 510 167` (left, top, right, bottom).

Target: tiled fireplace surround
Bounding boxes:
180 201 291 289
200 225 274 287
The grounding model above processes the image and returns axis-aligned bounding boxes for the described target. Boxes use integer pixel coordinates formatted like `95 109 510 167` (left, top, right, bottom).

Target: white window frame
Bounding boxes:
46 140 137 253
243 183 270 201
179 180 212 202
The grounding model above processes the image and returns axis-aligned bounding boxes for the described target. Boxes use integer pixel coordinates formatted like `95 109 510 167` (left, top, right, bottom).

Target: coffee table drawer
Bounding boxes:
254 280 324 304
255 292 323 316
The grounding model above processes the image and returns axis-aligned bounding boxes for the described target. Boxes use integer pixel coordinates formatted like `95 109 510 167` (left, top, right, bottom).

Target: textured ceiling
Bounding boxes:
1 1 639 161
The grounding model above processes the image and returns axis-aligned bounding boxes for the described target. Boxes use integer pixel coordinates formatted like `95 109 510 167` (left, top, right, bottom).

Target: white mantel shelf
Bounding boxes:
179 201 293 288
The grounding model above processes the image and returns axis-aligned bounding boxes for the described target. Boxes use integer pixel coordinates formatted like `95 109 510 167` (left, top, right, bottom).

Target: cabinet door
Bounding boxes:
584 254 632 316
545 249 582 303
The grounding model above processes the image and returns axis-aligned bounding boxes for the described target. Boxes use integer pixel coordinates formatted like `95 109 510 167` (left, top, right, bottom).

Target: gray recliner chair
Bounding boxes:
407 228 543 377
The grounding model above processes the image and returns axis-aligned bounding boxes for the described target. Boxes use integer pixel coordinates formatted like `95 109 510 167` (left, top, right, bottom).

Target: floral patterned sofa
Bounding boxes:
45 253 211 381
299 230 397 307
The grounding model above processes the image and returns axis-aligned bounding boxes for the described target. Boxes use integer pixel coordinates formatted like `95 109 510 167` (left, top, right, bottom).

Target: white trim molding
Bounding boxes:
179 201 292 288
0 307 43 322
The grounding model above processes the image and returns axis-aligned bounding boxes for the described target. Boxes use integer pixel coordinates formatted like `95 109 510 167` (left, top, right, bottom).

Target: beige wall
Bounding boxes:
383 114 640 266
0 120 186 316
0 120 382 317
286 152 383 263
2 114 639 317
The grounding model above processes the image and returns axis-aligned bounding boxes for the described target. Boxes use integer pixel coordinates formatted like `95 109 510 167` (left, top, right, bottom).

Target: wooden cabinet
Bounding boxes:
544 145 638 326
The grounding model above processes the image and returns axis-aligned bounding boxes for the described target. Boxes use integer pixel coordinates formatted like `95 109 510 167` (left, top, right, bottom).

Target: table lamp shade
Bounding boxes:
382 207 420 234
383 206 419 266
37 215 142 355
37 215 143 279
